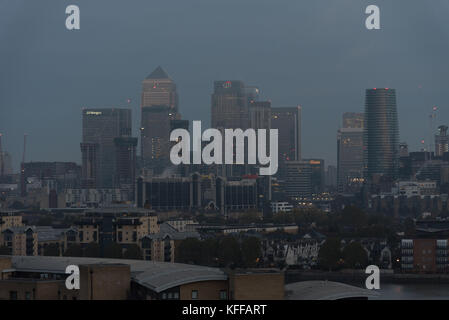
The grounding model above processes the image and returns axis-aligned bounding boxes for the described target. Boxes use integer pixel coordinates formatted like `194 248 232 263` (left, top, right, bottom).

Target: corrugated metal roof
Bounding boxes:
285 280 379 300
6 255 227 293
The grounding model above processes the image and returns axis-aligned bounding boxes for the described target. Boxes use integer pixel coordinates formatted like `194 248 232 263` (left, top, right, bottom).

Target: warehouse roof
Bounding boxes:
6 255 227 293
285 280 379 300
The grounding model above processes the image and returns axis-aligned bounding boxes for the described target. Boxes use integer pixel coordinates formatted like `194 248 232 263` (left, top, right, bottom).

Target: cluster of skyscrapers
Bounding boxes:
78 68 435 210
336 88 401 194
5 66 448 212
78 67 305 210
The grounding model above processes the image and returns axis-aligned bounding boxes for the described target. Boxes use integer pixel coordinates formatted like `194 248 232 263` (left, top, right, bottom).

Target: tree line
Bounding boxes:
175 235 261 268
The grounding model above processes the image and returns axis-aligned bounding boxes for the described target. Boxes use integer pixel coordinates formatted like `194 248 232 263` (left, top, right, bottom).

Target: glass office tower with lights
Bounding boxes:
364 88 399 181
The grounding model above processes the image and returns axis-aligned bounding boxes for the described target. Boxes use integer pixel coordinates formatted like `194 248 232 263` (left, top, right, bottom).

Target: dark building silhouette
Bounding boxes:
114 137 138 195
81 108 133 188
211 80 256 178
342 112 364 129
249 100 271 130
21 161 81 192
170 119 189 131
141 106 171 169
364 88 399 181
284 160 312 200
80 143 98 188
337 113 364 193
141 67 179 167
136 174 258 215
211 81 249 130
271 106 301 163
304 159 325 195
271 106 302 181
435 125 449 157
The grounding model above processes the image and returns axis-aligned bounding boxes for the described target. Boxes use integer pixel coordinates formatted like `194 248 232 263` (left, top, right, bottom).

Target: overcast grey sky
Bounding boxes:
1 0 448 171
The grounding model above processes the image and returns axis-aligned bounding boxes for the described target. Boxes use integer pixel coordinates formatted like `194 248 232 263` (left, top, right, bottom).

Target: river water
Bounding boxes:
370 283 449 300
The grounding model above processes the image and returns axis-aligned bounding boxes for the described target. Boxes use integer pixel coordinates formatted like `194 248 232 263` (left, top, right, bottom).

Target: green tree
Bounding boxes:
200 238 219 266
103 242 123 259
318 238 342 271
292 208 328 226
175 238 204 264
218 236 241 267
123 244 142 260
84 242 101 258
237 211 262 224
342 242 368 269
43 243 60 256
64 244 83 257
340 206 367 230
272 212 294 224
241 237 261 268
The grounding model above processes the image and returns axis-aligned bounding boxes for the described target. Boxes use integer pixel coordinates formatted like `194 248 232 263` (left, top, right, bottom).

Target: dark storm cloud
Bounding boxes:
0 0 448 170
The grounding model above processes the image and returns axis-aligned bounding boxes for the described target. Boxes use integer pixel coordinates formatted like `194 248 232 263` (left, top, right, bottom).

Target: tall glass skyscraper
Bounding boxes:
141 66 179 165
81 108 132 188
337 113 364 193
211 80 249 130
364 88 399 180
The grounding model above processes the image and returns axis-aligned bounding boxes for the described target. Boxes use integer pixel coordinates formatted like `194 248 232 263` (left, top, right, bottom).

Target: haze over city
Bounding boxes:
1 0 449 170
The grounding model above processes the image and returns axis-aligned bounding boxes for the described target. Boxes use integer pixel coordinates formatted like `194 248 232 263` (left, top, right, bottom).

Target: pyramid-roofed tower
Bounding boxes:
146 66 171 80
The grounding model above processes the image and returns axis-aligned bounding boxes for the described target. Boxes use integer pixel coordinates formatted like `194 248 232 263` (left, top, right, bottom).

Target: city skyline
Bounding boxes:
1 1 449 171
0 73 445 173
2 1 449 303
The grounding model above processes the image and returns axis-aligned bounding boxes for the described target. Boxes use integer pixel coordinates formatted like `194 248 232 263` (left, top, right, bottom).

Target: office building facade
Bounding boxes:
271 106 301 163
284 161 312 200
141 67 179 166
342 112 364 129
364 88 399 181
435 125 449 157
81 108 133 189
141 106 171 165
303 159 325 195
211 81 249 130
114 137 138 194
337 113 364 193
